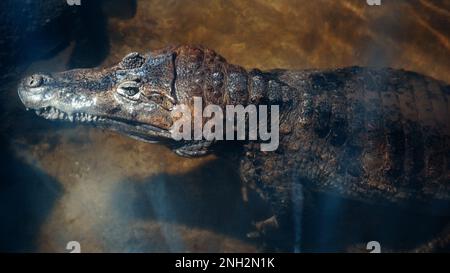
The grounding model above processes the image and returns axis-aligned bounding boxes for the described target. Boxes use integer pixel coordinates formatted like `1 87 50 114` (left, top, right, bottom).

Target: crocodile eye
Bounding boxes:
117 81 140 100
149 93 175 110
120 52 145 69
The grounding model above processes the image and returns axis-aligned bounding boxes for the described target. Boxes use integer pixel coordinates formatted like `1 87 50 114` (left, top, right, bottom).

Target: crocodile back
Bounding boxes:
243 67 450 211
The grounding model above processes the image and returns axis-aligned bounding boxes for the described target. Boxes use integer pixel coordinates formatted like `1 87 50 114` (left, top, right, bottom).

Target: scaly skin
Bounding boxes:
242 67 450 213
18 45 450 251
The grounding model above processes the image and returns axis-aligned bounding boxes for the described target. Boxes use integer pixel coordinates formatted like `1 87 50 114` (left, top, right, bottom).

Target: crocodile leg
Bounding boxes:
246 215 279 239
174 140 214 157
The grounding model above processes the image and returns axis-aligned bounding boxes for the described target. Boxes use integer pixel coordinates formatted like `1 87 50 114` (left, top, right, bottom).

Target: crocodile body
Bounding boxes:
18 45 450 251
241 67 450 216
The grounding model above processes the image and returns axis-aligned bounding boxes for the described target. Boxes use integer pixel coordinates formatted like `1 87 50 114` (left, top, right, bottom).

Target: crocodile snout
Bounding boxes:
24 74 44 88
18 73 55 110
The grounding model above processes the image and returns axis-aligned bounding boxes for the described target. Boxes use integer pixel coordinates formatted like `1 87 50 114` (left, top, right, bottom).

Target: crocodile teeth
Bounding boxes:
34 106 105 123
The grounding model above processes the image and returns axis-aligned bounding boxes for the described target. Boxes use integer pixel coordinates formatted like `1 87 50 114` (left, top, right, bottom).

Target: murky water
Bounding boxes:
1 0 449 252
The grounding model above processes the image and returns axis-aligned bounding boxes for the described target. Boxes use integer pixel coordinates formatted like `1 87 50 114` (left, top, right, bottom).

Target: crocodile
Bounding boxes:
18 45 450 252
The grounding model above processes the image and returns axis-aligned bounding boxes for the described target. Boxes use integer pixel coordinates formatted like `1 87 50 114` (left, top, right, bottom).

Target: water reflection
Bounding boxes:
0 135 62 252
0 0 449 252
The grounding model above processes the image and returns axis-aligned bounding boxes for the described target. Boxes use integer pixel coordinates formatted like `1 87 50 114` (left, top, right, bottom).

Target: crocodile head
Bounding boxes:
18 46 244 155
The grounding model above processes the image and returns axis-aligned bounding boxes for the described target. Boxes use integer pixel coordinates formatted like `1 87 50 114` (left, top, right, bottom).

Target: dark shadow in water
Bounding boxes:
68 0 137 68
0 136 62 252
111 153 450 252
0 66 66 253
112 158 272 246
300 191 450 252
0 0 74 73
101 0 137 19
0 0 137 76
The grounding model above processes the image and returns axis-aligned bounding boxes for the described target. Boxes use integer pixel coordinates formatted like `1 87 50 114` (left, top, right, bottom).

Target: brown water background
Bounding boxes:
2 0 449 252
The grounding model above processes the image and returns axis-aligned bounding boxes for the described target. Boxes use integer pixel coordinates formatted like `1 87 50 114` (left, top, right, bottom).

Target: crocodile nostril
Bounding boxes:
26 74 43 88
